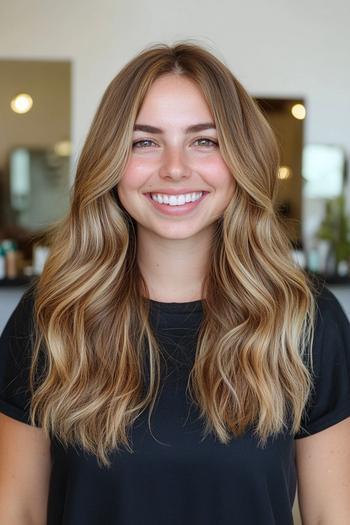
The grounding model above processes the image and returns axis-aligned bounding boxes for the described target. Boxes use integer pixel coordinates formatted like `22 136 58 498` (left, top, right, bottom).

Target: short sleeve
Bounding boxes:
0 287 37 425
295 285 350 439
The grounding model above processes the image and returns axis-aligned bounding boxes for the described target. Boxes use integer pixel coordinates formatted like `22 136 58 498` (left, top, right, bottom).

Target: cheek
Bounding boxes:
203 157 233 187
118 162 146 192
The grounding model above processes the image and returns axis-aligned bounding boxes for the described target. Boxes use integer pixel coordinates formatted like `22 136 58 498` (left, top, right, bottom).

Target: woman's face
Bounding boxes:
117 73 235 241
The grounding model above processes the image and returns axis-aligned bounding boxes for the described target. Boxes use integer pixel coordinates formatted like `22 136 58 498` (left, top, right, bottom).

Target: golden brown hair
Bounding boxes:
29 41 316 467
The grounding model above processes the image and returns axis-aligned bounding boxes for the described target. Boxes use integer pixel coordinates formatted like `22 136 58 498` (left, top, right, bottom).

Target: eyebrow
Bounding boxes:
133 123 216 134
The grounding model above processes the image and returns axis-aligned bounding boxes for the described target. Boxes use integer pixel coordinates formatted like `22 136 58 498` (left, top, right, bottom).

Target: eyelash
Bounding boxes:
132 137 218 149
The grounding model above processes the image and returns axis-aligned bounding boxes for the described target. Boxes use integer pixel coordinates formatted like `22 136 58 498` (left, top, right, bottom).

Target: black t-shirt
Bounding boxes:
1 283 350 524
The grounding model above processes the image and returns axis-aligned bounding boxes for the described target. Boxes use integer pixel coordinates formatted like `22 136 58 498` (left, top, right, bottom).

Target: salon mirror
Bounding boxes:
255 98 348 252
255 97 305 246
0 59 71 245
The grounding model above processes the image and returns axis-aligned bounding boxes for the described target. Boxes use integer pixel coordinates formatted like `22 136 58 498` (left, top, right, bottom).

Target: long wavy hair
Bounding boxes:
29 41 316 467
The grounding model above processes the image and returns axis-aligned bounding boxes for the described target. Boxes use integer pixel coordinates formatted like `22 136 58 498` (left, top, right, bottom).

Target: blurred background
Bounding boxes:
0 1 349 521
1 1 349 309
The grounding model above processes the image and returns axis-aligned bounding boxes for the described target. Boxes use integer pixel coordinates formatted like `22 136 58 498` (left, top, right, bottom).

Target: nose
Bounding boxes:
159 145 191 180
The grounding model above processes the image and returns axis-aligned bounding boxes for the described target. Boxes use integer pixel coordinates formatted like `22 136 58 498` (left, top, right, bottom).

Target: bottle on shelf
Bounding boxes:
1 239 18 279
0 245 5 279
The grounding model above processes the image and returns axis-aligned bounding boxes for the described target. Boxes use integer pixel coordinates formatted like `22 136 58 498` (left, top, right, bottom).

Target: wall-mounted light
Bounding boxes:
291 103 306 120
278 166 292 180
10 93 33 114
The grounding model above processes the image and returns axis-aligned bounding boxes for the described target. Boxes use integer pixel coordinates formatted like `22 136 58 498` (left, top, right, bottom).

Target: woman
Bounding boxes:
0 42 349 525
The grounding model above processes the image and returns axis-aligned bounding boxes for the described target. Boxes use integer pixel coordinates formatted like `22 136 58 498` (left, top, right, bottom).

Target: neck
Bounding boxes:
136 225 213 302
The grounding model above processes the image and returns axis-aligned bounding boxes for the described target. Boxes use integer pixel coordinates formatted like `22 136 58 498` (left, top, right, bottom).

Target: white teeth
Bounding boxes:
150 192 203 206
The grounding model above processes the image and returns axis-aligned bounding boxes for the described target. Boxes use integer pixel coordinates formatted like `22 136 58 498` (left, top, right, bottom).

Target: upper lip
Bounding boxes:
145 190 208 195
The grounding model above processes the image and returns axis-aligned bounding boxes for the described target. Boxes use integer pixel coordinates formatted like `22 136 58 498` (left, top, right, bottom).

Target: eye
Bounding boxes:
193 137 218 147
132 137 218 149
132 139 157 148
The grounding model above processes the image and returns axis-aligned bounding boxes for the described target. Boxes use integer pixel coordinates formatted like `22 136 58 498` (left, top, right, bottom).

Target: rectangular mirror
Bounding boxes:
0 59 71 280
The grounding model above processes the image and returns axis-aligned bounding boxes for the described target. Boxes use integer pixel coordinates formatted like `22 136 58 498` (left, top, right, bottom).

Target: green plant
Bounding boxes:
317 194 350 263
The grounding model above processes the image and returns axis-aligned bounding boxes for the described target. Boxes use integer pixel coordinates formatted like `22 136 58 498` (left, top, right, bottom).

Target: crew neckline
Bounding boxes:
146 298 203 313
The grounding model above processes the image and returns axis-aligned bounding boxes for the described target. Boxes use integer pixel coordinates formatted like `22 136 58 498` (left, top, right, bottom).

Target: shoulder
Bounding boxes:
294 281 350 439
0 282 39 385
313 282 348 324
1 283 37 336
312 282 350 357
0 285 37 423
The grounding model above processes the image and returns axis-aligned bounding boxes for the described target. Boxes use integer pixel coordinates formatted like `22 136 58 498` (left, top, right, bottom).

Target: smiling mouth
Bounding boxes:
146 192 209 205
143 191 209 214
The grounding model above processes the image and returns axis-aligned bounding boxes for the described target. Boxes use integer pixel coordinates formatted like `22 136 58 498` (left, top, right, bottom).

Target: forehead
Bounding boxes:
136 74 213 121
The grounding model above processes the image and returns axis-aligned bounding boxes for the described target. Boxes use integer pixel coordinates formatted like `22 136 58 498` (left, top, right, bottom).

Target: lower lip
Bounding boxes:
144 192 209 216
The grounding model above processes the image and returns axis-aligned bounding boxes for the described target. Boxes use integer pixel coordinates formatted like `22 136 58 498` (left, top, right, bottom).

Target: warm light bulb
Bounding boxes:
278 166 292 179
10 93 33 114
291 103 306 120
